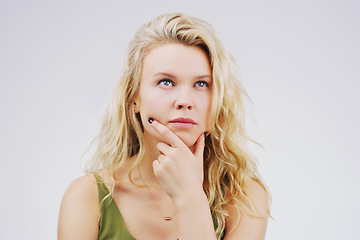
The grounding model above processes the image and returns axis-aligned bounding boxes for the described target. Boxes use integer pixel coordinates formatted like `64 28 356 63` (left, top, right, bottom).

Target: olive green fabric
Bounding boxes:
94 173 136 240
94 173 223 239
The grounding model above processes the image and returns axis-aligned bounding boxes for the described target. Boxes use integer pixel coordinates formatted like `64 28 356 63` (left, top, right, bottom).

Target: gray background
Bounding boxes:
1 0 359 239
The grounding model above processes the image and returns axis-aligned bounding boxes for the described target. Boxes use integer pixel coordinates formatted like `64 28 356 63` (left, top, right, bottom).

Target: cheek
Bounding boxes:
198 95 212 129
197 95 211 114
139 93 168 118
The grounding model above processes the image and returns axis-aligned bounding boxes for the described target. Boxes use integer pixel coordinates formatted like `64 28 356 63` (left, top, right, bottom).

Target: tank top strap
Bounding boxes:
93 172 112 207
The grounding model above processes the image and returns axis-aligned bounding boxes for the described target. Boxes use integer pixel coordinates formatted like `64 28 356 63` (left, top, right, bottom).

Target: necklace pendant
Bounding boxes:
164 217 172 221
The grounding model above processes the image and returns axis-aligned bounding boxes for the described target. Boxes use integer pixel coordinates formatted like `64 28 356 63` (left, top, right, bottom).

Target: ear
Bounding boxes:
133 101 138 113
133 94 140 113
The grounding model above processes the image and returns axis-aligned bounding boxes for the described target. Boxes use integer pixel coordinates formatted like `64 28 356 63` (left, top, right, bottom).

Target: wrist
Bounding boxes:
173 188 208 210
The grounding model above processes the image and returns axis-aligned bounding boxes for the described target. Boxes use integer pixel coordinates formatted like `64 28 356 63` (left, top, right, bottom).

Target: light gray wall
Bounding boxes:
1 0 359 239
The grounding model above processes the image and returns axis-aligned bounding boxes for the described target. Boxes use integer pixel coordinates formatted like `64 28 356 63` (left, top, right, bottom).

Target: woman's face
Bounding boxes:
135 43 212 148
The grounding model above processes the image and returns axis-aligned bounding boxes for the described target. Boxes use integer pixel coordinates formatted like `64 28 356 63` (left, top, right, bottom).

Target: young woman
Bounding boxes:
58 13 270 240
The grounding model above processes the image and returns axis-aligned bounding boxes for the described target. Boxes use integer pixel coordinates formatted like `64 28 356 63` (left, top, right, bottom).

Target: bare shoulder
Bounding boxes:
246 179 270 213
66 174 98 197
58 174 100 240
223 179 270 240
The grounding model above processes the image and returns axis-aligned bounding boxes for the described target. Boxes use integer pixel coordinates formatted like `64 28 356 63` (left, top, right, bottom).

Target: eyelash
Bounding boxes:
194 81 209 88
157 79 209 88
157 79 174 87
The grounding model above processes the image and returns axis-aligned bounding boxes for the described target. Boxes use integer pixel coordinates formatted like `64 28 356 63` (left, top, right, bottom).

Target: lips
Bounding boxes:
169 117 196 124
169 117 196 128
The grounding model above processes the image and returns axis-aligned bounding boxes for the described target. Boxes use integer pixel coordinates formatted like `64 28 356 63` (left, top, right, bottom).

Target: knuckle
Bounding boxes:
156 142 162 149
168 149 177 158
158 155 165 161
155 164 166 176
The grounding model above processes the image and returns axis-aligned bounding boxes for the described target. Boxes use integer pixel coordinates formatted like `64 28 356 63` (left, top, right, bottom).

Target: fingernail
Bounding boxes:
148 118 154 124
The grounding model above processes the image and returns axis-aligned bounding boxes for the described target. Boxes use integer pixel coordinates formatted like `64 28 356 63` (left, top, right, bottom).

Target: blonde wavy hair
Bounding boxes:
87 12 269 239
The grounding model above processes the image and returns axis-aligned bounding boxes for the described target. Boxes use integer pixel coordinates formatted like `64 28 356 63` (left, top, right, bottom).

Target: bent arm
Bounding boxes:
58 175 100 240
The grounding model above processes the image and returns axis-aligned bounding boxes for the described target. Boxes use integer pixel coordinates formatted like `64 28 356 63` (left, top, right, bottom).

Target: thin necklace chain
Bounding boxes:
138 166 177 221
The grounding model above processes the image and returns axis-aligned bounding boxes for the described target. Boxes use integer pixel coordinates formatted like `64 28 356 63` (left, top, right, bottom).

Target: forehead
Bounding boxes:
141 44 211 78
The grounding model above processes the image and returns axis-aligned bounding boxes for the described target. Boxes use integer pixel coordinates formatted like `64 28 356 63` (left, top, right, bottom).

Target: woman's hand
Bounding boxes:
148 119 217 240
149 118 206 203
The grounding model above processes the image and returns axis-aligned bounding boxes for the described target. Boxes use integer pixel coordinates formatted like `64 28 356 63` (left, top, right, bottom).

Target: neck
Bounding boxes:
136 131 163 186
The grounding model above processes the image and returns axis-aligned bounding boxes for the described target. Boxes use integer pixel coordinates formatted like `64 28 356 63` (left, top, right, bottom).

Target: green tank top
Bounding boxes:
94 173 223 239
95 173 136 240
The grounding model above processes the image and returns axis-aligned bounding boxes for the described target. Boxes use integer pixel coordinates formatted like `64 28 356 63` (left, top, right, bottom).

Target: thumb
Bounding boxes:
194 132 206 160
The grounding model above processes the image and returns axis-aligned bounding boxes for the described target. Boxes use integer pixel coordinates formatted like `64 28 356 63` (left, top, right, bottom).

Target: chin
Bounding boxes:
177 135 198 148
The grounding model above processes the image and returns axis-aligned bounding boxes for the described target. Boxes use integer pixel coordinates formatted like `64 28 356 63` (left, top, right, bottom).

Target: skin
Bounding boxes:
135 44 215 239
135 43 212 150
134 43 212 199
58 44 269 240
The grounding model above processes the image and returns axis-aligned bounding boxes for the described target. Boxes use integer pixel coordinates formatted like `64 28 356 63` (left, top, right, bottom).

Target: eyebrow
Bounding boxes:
154 72 212 80
154 72 176 78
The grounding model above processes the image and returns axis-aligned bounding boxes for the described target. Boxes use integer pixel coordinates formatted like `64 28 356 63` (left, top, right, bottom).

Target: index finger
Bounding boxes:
148 118 186 148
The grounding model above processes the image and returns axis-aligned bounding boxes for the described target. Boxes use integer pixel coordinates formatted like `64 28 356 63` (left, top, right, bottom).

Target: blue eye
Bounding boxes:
195 81 209 88
157 79 174 87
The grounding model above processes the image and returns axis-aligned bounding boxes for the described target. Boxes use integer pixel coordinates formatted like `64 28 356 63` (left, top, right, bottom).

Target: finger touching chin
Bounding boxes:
142 117 167 142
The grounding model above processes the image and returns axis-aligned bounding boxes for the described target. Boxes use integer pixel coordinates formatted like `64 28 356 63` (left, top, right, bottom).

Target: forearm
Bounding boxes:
175 190 217 240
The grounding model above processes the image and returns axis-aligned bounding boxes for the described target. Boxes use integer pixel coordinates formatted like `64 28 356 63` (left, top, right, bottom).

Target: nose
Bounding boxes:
177 103 192 110
175 89 193 110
